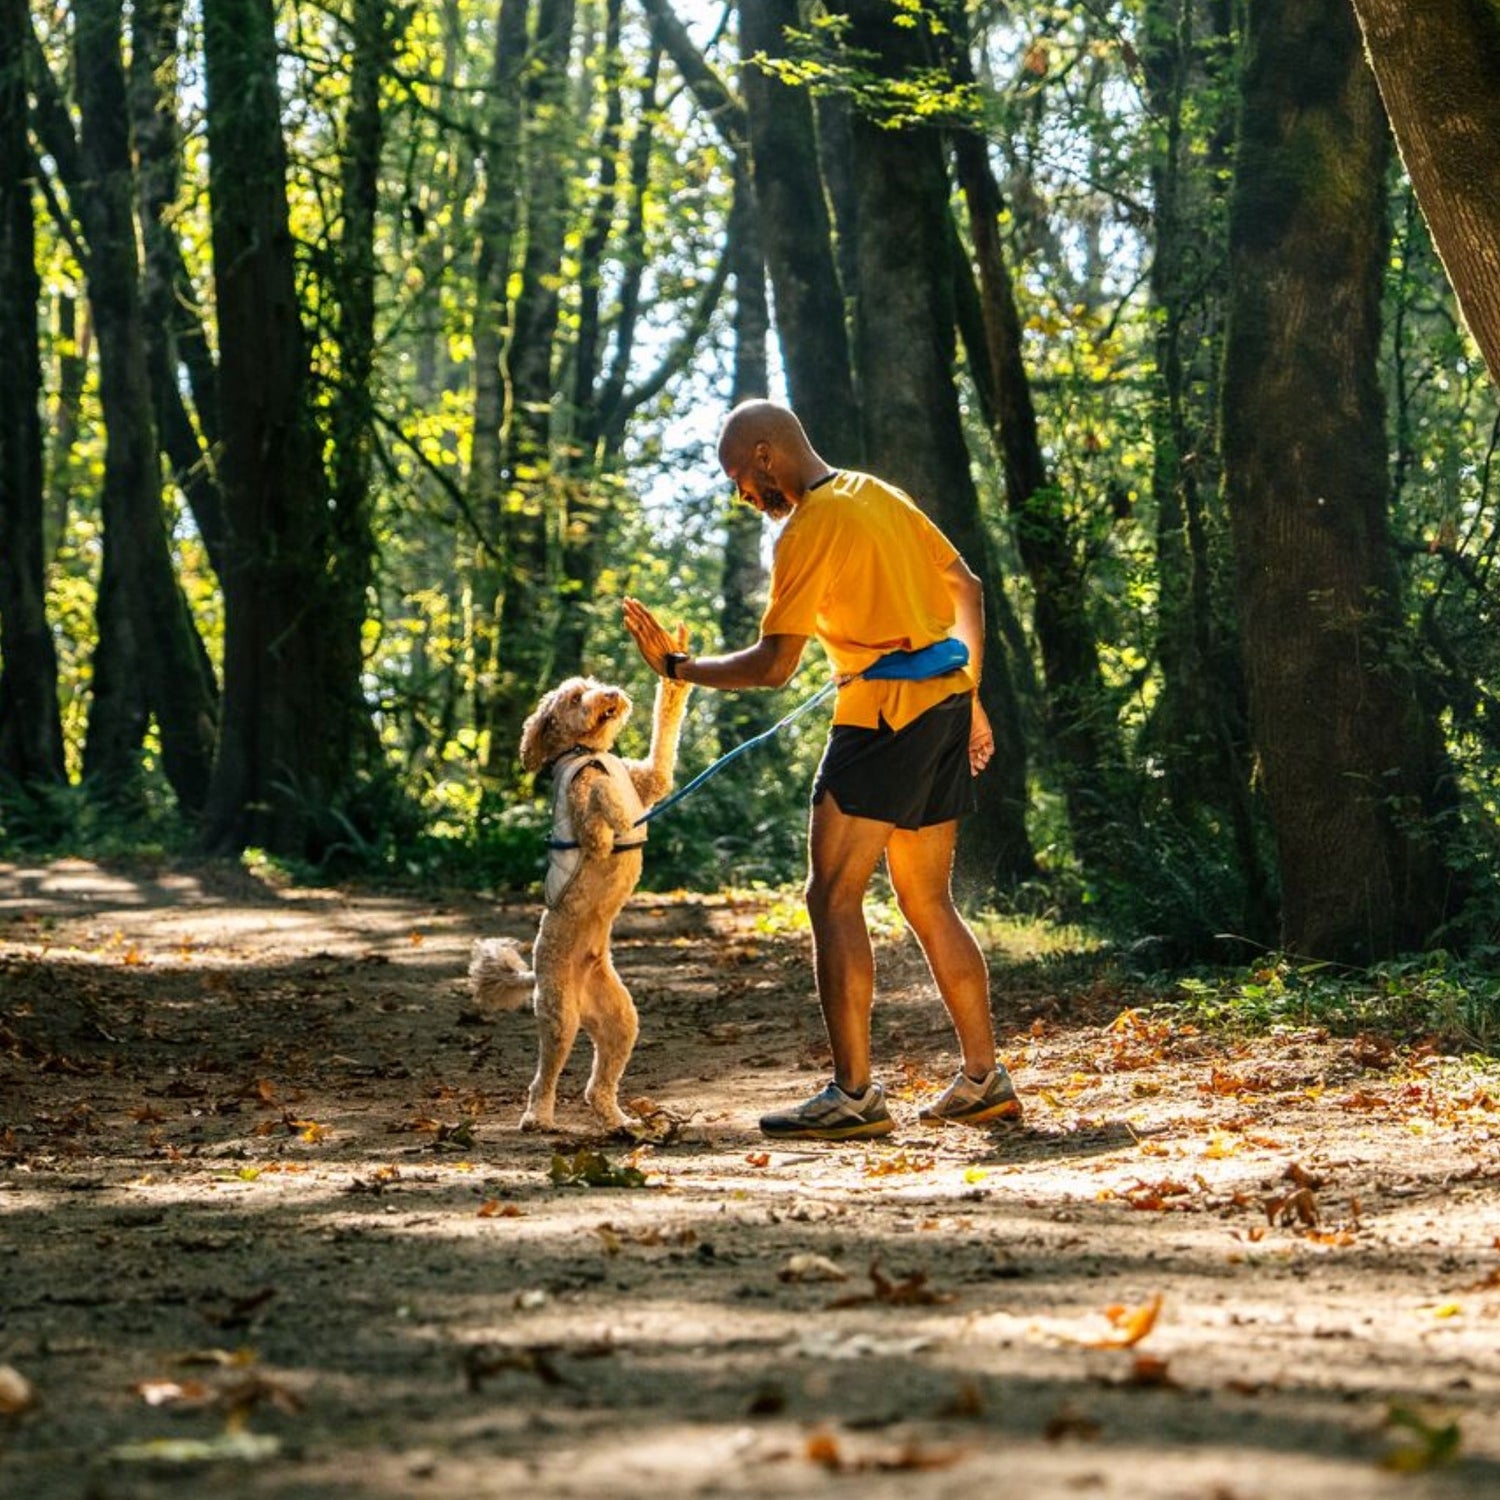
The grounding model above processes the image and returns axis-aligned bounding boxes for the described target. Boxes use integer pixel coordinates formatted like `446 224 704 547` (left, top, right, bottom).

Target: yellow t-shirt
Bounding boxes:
759 470 976 730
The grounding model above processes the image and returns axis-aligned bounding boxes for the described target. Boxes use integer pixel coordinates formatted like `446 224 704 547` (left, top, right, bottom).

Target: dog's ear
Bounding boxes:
519 700 555 773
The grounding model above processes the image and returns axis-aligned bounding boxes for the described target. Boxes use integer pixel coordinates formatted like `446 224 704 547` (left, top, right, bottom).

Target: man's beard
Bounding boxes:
758 485 792 520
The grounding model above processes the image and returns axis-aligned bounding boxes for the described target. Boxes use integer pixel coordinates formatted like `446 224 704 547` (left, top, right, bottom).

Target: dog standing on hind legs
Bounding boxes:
471 658 691 1132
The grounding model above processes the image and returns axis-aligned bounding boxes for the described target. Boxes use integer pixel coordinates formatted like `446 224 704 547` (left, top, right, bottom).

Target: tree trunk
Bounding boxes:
74 0 219 812
947 27 1133 887
487 0 578 769
466 0 528 768
1138 0 1272 936
1350 0 1500 385
831 0 1035 891
128 0 229 583
0 0 66 786
199 0 351 856
327 0 398 785
738 0 861 463
719 161 773 751
1222 0 1456 960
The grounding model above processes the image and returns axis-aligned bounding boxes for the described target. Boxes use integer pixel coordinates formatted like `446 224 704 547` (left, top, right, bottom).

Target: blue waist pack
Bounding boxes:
859 637 970 681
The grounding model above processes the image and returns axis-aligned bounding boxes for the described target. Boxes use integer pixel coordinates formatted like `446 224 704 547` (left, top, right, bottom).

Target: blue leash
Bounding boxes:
636 678 838 826
635 637 969 828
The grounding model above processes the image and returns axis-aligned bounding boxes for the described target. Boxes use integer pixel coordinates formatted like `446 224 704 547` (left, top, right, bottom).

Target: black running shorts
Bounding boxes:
812 691 976 829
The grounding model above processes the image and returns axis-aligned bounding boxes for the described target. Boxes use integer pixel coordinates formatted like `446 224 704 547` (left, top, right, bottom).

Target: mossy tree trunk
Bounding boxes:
73 0 219 812
739 0 861 464
199 0 362 856
831 0 1036 892
0 0 66 787
1350 0 1500 386
1222 0 1457 960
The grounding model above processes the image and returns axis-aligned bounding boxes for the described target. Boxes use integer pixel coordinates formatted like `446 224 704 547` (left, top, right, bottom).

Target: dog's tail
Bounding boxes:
469 937 536 1012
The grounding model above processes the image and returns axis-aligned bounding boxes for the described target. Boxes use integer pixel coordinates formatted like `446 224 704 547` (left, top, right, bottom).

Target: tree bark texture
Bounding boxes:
831 0 1035 890
948 24 1134 887
1138 0 1272 936
0 0 66 785
200 0 352 855
1350 0 1500 386
1223 0 1456 960
738 0 861 464
487 0 577 768
73 0 219 811
466 0 528 771
720 162 773 751
128 0 229 583
327 0 397 783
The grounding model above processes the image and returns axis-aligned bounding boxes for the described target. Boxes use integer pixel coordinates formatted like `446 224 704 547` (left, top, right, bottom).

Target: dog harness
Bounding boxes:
544 748 648 910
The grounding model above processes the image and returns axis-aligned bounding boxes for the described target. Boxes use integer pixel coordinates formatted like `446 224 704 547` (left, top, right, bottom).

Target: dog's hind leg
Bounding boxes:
582 957 639 1131
520 972 579 1132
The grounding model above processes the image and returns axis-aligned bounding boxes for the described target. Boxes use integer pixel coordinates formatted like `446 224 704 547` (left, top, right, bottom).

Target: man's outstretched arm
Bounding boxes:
623 597 807 689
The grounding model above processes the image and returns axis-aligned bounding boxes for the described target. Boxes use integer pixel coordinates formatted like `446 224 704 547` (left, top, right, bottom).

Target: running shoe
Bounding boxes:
759 1080 895 1141
918 1065 1023 1125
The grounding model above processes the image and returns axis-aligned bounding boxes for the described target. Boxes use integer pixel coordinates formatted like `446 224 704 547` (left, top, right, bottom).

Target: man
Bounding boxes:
623 399 1021 1141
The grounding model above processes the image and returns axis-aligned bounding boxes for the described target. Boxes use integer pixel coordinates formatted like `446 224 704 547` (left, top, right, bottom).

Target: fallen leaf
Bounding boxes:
863 1150 935 1178
745 1152 771 1169
134 1379 214 1409
778 1253 850 1284
1083 1294 1163 1348
0 1366 36 1414
1044 1404 1101 1442
827 1260 955 1309
1381 1405 1461 1472
548 1148 647 1189
110 1433 281 1465
1122 1354 1177 1388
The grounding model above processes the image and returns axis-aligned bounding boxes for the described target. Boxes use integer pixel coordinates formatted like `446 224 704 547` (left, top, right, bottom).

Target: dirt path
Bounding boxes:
2 858 1498 1498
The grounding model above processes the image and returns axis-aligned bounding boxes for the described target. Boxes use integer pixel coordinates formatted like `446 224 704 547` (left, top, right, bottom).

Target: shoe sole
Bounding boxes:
920 1099 1024 1127
760 1117 896 1142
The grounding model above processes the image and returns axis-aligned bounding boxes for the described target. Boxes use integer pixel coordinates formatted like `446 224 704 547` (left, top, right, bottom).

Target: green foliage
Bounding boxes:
1173 950 1500 1050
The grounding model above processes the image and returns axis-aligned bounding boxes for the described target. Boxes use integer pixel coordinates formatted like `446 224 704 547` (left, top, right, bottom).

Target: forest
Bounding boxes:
8 4 1500 1491
4 0 1500 972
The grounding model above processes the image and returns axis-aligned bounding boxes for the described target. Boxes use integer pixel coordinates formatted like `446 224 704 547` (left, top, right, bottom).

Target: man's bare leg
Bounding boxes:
805 794 893 1094
886 819 996 1078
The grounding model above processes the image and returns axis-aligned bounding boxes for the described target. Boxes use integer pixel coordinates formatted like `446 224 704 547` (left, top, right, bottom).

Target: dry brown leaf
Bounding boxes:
805 1430 843 1470
1122 1354 1178 1388
1043 1404 1101 1442
0 1366 36 1415
862 1150 935 1178
1084 1294 1163 1348
827 1259 954 1308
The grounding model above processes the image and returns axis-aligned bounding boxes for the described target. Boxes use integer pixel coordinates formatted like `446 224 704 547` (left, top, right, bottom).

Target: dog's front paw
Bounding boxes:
519 1109 554 1133
585 1094 632 1133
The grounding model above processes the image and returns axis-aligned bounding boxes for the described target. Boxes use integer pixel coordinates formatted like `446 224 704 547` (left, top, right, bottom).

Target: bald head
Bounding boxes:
717 400 814 473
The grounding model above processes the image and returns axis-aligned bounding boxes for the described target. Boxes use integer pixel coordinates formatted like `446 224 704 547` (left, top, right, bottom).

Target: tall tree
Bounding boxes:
328 0 400 786
945 12 1133 887
128 0 229 582
0 0 66 787
738 0 860 462
72 0 219 811
466 0 528 771
1350 0 1500 386
199 0 364 855
719 160 772 751
486 0 578 761
1222 0 1456 960
832 0 1035 889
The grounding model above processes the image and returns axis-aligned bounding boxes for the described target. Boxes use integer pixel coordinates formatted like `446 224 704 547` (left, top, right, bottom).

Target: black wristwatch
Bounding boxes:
662 652 690 680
